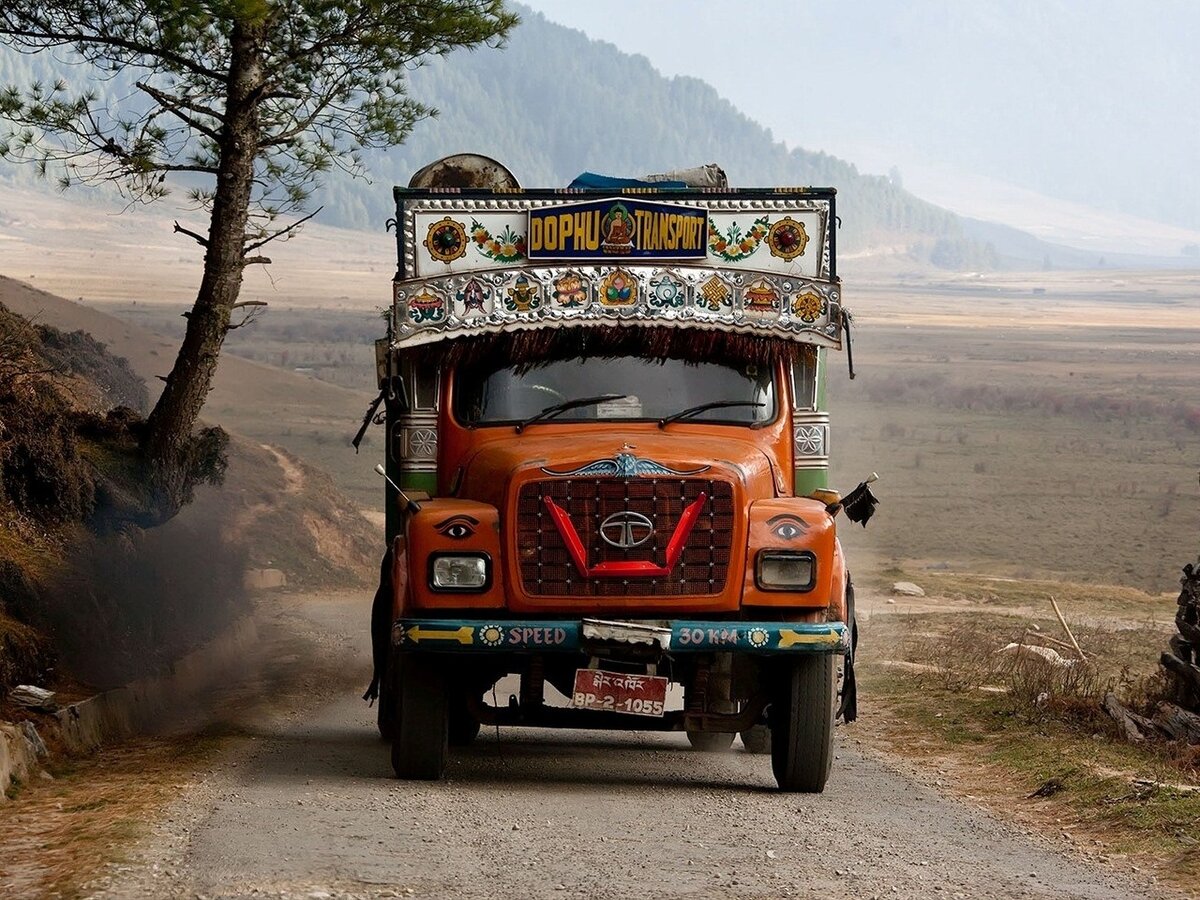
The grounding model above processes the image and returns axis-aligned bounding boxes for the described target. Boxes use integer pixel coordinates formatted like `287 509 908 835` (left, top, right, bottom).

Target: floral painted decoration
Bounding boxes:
552 272 589 307
708 215 770 262
470 219 527 263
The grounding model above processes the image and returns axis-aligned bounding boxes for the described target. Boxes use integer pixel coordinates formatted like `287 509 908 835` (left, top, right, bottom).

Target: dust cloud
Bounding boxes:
39 489 249 689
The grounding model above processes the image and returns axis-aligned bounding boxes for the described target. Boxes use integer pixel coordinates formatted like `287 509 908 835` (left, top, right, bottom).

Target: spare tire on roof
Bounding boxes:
407 154 520 190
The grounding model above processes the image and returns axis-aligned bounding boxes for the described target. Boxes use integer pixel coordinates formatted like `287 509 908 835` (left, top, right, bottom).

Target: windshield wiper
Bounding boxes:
515 394 629 433
658 400 765 429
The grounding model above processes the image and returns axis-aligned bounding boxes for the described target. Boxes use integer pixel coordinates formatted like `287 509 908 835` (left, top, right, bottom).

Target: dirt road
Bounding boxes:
85 595 1164 900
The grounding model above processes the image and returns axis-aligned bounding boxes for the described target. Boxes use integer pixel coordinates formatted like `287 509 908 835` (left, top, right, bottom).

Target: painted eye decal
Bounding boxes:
435 514 480 540
767 513 809 541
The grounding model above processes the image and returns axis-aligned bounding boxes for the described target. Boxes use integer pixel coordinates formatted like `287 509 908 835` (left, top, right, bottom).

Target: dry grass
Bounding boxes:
0 735 220 898
890 613 1164 733
0 608 53 689
858 594 1200 888
870 569 1173 620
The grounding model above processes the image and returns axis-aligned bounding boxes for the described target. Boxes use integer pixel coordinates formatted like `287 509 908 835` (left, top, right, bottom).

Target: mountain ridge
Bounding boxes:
0 8 968 260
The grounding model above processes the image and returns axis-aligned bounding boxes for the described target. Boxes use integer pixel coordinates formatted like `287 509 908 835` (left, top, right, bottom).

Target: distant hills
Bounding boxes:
0 7 1130 269
0 9 971 259
323 9 965 257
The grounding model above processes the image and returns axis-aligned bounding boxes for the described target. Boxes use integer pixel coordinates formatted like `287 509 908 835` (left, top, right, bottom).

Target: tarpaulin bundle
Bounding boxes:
567 172 688 190
567 164 727 191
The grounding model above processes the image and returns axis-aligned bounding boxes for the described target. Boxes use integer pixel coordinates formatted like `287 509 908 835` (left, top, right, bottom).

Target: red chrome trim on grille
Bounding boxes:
542 493 590 574
543 492 708 579
665 490 707 569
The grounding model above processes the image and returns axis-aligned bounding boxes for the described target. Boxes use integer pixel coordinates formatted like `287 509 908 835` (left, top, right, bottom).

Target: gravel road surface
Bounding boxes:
85 595 1164 900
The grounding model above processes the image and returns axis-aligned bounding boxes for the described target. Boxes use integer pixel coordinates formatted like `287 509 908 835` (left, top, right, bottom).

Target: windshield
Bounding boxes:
455 357 775 426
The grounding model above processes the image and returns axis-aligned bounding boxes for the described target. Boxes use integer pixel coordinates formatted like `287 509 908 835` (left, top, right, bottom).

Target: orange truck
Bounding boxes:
363 158 875 792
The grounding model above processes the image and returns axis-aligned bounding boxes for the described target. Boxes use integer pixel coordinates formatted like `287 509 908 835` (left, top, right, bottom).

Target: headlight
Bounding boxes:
755 550 816 591
429 553 491 591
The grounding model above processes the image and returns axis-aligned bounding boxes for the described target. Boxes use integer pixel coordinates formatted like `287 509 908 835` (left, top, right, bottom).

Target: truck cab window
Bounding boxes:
455 357 775 426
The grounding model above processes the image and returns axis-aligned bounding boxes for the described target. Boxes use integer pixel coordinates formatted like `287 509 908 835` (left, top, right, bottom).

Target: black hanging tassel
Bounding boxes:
841 481 879 527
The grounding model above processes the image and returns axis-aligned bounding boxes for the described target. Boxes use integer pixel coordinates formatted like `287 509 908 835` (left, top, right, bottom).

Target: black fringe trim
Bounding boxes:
410 325 814 373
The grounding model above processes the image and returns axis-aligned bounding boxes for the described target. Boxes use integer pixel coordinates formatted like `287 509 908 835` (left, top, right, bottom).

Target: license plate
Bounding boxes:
572 668 668 717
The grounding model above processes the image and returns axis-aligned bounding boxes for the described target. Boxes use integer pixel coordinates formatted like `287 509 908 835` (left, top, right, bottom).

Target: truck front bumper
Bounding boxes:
392 617 847 654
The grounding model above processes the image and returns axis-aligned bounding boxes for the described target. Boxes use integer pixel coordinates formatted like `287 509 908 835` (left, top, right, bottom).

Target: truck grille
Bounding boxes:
515 478 735 597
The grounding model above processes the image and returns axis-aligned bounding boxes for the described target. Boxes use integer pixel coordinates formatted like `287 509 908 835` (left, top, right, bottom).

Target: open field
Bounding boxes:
0 185 393 310
829 319 1200 593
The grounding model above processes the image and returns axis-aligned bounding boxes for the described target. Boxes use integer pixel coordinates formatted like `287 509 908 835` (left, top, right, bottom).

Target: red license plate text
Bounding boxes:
571 668 668 717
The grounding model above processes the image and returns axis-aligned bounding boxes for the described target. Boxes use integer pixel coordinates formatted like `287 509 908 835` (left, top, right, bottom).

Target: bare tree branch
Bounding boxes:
225 305 265 331
173 220 208 247
243 206 322 252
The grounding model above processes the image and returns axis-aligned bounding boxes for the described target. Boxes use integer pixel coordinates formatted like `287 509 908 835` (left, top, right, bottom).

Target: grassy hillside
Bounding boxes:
0 289 377 690
0 274 380 506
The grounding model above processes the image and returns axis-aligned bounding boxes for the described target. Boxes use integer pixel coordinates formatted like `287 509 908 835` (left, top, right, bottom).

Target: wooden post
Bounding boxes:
1049 595 1086 661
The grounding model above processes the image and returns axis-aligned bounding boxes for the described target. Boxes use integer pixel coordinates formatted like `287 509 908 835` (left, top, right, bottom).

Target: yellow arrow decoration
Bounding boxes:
778 629 840 648
406 625 475 645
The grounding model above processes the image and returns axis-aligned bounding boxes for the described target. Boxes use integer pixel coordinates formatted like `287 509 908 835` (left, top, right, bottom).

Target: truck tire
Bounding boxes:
391 655 449 780
686 730 735 752
740 724 771 754
770 654 836 792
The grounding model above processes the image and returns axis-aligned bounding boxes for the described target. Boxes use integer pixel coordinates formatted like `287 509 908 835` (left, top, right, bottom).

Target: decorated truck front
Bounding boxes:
370 173 870 792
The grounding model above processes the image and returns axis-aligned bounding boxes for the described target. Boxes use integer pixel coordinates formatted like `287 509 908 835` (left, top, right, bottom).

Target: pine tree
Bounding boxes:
0 1 517 517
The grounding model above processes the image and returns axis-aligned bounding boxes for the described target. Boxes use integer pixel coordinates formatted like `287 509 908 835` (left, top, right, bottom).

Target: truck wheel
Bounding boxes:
770 654 836 792
740 724 771 754
391 656 449 780
687 730 735 752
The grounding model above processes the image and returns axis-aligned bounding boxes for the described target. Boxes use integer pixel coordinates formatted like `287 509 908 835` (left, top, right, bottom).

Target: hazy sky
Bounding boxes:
520 1 1200 240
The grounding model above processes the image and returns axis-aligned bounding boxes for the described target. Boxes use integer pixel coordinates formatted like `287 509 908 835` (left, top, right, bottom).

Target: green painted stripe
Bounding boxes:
399 471 437 493
383 472 438 541
794 469 828 496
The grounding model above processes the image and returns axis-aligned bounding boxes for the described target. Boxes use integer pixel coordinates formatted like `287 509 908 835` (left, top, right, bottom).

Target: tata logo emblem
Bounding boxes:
599 511 655 549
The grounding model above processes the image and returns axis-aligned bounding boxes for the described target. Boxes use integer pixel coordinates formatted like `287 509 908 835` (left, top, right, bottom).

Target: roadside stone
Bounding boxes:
20 720 48 757
244 568 287 590
891 581 926 597
10 684 57 710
